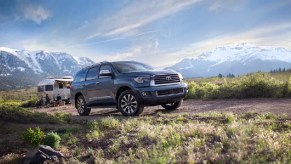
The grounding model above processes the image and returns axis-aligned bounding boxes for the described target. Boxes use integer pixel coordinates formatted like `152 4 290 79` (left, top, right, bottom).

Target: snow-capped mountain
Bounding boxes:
166 43 291 78
0 47 95 90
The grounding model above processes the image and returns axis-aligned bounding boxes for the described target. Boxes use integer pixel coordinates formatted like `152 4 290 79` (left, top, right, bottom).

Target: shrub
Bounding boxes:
22 127 44 146
87 117 121 130
225 114 236 124
186 73 288 99
43 132 61 149
99 117 121 129
21 95 39 108
86 129 104 141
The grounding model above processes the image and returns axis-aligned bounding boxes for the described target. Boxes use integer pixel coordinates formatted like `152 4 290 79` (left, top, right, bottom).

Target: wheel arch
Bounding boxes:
116 86 133 101
75 92 83 105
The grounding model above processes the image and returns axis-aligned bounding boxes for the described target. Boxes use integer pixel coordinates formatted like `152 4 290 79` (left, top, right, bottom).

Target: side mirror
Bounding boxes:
100 70 113 76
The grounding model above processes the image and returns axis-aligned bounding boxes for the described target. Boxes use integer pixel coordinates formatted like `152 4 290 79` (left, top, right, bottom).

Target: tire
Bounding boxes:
118 90 144 116
76 95 91 116
161 100 183 111
65 98 71 104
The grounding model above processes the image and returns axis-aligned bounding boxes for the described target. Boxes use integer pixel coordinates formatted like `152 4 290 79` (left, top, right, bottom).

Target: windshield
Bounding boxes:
112 62 153 73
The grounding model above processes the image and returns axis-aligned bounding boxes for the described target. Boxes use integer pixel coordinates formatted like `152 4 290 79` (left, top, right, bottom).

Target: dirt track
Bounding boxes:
33 98 291 118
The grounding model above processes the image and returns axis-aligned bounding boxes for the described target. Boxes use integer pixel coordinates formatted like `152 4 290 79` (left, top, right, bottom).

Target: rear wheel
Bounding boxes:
118 90 144 116
161 100 183 111
76 95 91 116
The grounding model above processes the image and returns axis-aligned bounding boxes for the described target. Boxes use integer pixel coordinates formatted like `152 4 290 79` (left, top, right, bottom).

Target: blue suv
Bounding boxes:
71 61 188 116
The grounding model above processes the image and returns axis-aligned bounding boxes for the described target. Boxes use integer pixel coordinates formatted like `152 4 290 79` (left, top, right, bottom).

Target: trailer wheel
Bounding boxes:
65 98 71 104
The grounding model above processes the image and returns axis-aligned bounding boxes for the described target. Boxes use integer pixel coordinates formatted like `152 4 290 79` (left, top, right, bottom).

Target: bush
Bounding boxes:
43 132 61 149
88 117 121 130
22 127 44 146
20 95 39 108
186 73 288 99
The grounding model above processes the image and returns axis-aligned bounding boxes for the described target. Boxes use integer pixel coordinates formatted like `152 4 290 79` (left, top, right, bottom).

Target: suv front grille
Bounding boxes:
154 74 180 85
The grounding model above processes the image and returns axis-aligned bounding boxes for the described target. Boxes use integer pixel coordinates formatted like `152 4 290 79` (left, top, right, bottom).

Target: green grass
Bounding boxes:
0 104 71 124
1 112 290 163
0 87 37 102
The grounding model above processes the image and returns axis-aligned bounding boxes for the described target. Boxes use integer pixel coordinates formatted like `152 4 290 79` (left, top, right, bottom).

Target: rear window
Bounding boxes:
74 69 87 82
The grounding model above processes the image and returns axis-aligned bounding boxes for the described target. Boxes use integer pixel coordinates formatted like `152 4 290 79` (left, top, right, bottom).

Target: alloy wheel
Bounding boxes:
77 97 85 114
120 94 138 114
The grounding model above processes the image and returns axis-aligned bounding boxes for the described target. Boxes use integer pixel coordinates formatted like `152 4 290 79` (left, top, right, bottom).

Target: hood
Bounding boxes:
121 69 178 77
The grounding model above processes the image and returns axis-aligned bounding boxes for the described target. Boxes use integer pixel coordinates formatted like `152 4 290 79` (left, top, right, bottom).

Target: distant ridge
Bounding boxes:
166 43 291 77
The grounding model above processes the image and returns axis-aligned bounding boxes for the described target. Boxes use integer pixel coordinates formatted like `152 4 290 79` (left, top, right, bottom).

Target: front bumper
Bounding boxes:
133 83 188 105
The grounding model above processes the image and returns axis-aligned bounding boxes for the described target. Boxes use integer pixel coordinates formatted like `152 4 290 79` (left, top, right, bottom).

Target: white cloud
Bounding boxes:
86 0 200 39
208 0 245 11
103 37 160 63
23 5 51 24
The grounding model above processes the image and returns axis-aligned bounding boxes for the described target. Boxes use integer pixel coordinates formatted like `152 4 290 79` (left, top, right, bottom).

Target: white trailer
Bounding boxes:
37 76 73 103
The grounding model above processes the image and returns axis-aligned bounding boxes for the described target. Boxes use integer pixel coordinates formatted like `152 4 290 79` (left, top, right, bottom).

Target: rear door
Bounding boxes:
71 69 87 102
84 66 100 105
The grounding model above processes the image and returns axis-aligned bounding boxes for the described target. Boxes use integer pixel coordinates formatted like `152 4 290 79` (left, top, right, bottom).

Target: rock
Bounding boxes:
24 145 64 164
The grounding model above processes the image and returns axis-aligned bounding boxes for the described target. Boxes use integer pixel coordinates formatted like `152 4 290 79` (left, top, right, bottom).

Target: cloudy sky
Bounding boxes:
1 0 291 67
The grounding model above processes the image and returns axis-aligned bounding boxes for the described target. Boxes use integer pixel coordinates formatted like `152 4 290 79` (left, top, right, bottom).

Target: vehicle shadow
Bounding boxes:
70 108 174 121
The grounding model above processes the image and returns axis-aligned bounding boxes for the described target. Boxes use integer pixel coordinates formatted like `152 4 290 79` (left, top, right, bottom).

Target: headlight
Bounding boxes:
178 73 183 81
134 76 150 84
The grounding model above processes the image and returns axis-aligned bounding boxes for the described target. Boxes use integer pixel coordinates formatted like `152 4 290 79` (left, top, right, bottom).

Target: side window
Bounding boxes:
45 85 53 91
74 69 87 82
99 65 112 78
86 66 99 81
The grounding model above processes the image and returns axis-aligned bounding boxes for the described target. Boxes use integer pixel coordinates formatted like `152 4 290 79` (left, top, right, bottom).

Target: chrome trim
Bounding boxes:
150 80 181 86
151 74 181 86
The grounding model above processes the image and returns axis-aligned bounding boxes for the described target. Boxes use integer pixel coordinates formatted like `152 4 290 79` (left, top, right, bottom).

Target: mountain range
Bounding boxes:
0 47 95 90
1 43 291 90
167 43 291 77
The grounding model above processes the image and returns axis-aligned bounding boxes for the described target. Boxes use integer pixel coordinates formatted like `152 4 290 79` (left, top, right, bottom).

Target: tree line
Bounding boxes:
270 68 291 73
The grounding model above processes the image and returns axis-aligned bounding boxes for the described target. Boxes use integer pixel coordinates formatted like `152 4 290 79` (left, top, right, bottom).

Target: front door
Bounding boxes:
95 64 115 105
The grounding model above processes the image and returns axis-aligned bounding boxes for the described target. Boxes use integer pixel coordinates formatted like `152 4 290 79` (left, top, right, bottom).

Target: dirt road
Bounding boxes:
34 98 291 118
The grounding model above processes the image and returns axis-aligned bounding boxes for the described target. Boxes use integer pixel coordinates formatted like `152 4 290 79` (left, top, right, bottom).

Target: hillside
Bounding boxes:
0 47 95 90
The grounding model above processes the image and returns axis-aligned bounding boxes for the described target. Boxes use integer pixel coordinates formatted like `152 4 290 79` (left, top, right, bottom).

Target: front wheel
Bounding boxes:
76 95 91 116
161 100 183 111
118 90 144 116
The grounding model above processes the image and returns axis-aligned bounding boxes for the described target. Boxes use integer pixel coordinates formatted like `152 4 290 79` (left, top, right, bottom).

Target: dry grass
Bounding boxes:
0 111 290 163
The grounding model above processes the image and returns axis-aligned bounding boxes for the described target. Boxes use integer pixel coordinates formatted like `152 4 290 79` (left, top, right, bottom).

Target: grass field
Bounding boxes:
0 104 290 163
0 72 291 163
0 87 37 102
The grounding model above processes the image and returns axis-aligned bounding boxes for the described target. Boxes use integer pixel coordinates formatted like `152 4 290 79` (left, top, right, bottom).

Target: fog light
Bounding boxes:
141 91 150 97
